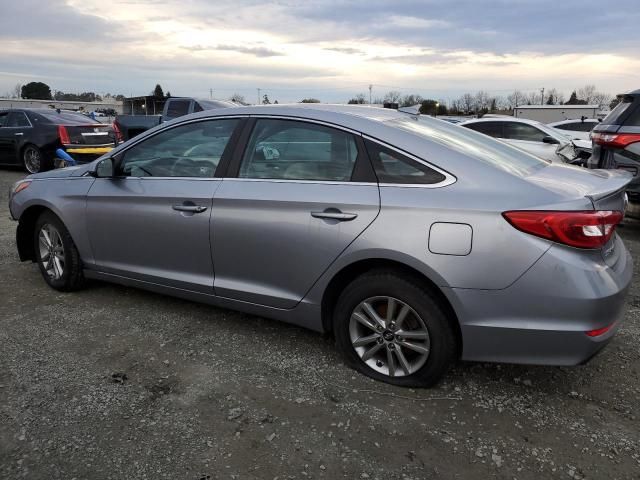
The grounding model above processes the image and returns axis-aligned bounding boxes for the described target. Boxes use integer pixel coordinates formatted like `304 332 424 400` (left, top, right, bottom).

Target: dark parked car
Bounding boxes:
0 109 116 173
588 89 640 208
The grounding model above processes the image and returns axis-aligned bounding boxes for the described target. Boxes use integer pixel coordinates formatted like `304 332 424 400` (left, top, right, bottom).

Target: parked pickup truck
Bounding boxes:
115 97 238 141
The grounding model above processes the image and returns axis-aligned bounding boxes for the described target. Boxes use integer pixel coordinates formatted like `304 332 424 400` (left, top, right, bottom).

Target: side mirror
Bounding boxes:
95 157 115 177
542 135 560 145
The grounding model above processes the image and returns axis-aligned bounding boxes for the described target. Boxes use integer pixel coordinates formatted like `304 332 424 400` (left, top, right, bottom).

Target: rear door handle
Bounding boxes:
311 210 358 221
172 204 208 213
14 133 23 136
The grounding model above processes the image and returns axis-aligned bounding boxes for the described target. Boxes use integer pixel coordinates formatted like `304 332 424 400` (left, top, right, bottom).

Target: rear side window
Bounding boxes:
0 112 7 127
6 112 30 127
603 97 638 126
165 100 191 120
555 121 596 132
239 119 358 181
364 139 446 185
503 122 546 142
463 122 503 138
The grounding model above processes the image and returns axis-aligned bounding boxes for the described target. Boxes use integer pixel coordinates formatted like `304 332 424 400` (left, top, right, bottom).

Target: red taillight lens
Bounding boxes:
58 125 70 145
502 210 623 249
592 132 640 148
585 324 615 337
112 122 123 143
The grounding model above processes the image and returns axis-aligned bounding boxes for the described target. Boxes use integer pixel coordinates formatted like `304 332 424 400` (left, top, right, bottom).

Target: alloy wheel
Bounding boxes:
38 224 65 280
349 296 430 377
24 147 41 173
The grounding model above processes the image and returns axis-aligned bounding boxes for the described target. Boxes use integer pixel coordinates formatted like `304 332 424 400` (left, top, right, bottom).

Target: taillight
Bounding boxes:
502 210 623 249
585 323 615 337
592 132 640 148
58 125 70 145
112 122 123 143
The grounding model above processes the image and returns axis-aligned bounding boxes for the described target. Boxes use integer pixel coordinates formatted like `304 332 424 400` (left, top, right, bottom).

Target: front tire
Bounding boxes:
34 212 85 291
334 270 456 387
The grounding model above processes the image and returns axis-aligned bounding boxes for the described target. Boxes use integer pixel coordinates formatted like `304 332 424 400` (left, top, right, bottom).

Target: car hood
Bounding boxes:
28 161 97 180
526 163 632 199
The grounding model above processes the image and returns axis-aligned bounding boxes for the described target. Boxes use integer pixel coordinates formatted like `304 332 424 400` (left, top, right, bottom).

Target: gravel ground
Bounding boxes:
1 169 639 480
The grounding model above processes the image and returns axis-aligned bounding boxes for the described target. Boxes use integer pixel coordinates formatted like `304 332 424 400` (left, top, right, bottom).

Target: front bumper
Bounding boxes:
449 235 633 365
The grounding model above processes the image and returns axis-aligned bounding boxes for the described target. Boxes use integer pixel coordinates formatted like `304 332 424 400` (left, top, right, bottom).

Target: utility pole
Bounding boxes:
369 84 373 105
210 88 213 100
257 88 261 105
540 87 545 106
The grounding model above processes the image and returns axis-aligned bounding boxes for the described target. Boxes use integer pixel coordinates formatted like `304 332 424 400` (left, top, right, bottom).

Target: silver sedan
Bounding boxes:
8 104 633 387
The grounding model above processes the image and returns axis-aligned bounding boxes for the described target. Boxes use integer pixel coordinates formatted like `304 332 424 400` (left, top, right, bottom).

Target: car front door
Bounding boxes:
86 117 242 293
0 111 31 165
502 122 559 162
211 118 380 309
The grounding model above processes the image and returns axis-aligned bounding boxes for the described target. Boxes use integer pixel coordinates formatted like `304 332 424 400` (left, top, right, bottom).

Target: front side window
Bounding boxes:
503 122 547 142
6 112 30 128
239 119 357 181
119 119 239 177
364 140 445 184
0 112 8 127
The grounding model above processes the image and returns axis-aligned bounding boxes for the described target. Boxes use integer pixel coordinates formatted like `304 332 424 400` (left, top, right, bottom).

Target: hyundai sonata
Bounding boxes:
8 105 633 386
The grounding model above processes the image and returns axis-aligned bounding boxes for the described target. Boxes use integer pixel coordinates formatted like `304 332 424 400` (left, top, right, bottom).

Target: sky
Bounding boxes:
1 0 639 104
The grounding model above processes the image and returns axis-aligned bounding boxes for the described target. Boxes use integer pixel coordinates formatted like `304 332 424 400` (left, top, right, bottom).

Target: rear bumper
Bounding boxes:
449 235 633 365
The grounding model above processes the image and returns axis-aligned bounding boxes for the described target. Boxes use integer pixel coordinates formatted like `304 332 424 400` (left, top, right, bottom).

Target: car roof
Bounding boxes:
460 116 543 126
548 118 598 126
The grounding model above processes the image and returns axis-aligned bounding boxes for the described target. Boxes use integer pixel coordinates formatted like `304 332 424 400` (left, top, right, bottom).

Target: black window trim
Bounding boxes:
222 115 377 184
361 135 456 188
109 115 247 179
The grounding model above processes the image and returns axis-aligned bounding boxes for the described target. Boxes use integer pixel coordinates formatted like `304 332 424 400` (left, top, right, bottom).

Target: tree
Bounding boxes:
610 97 621 110
152 84 164 98
437 102 448 115
475 90 490 112
506 90 524 109
419 99 439 115
347 93 367 104
11 83 21 99
565 91 586 105
300 98 320 103
383 90 402 103
577 85 596 104
460 93 475 113
230 93 246 104
21 81 52 100
262 94 270 104
400 94 423 107
165 91 171 98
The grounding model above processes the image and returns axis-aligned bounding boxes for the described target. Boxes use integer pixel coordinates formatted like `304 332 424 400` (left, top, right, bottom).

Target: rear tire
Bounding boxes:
22 145 49 174
333 270 456 388
33 211 85 291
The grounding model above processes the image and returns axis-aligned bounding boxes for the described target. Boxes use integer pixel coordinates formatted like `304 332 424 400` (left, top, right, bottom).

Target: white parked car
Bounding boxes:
547 118 599 142
460 117 590 164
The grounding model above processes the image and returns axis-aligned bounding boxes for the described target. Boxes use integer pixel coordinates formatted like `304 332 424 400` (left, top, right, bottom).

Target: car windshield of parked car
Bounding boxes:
389 116 549 177
37 111 101 125
120 119 239 177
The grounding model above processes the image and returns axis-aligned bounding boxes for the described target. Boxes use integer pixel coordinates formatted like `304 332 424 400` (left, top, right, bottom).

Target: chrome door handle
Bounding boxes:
172 205 208 213
14 133 23 136
311 210 358 221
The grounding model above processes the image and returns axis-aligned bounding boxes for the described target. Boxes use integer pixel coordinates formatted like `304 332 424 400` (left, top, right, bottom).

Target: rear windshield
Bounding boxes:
36 111 101 125
388 116 549 177
602 97 636 125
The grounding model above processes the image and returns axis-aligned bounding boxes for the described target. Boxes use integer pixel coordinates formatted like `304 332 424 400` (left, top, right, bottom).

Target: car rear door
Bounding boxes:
211 117 380 309
0 111 32 165
86 117 243 293
502 122 559 162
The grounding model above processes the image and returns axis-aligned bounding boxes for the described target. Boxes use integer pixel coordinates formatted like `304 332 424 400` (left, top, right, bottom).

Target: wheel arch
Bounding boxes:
320 258 462 357
16 204 59 262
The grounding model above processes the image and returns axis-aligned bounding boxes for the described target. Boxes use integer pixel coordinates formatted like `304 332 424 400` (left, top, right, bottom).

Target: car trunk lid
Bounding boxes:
64 124 113 146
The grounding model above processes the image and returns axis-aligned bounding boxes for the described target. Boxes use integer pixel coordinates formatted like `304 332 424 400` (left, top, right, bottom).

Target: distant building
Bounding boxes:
514 105 599 123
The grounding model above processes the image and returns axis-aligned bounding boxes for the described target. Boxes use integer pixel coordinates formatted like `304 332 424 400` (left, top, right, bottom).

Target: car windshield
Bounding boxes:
388 116 549 177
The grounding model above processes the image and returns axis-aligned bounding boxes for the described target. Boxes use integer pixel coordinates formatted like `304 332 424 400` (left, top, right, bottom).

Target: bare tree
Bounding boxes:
506 90 525 109
545 88 565 105
460 93 475 113
348 93 367 104
475 90 490 111
230 93 246 104
383 90 402 103
400 94 424 107
12 83 21 99
577 85 597 104
591 91 612 109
